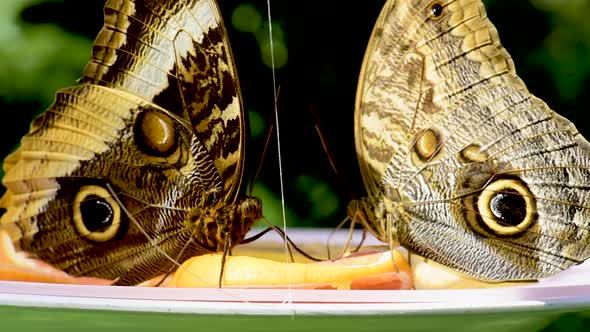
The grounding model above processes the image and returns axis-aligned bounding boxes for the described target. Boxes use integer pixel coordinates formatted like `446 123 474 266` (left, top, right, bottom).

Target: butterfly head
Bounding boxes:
348 195 402 247
192 193 262 252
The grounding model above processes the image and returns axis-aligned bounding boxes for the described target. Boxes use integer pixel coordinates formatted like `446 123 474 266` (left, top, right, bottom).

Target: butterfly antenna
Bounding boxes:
248 87 281 196
308 104 357 201
249 124 273 196
239 226 274 243
241 221 324 262
240 224 294 262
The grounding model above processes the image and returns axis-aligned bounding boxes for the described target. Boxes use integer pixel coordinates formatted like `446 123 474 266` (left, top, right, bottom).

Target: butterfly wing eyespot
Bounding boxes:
474 178 536 236
73 185 124 243
413 128 443 162
427 2 444 20
134 109 179 157
457 144 489 164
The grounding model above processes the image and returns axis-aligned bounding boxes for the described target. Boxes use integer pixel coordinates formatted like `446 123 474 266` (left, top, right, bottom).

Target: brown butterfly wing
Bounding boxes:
353 0 590 281
355 0 522 198
82 0 245 202
0 0 250 285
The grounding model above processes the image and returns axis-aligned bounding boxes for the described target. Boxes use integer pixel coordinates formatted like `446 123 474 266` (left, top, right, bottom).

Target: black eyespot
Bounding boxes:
428 3 444 19
490 189 527 227
73 185 122 243
80 195 114 232
134 108 178 157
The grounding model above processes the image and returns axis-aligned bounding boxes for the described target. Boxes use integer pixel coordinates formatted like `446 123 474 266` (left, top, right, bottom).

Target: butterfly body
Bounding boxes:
0 0 260 286
351 0 590 281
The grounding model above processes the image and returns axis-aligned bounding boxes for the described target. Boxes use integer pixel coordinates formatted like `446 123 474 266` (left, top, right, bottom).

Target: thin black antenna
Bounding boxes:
308 104 357 201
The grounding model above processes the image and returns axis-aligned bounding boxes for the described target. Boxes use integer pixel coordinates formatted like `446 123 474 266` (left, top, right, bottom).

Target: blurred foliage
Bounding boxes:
0 0 93 157
0 0 589 329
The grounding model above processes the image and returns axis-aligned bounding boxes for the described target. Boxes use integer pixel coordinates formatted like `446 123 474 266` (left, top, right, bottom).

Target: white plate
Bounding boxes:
0 228 589 331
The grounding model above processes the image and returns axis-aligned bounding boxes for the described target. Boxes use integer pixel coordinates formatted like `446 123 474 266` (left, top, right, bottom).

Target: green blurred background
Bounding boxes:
0 0 589 329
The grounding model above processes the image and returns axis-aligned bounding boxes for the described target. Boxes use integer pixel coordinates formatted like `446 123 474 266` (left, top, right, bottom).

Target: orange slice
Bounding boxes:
169 249 412 290
0 230 112 285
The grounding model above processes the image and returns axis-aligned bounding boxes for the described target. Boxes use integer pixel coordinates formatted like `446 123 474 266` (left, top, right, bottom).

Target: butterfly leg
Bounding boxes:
218 230 232 288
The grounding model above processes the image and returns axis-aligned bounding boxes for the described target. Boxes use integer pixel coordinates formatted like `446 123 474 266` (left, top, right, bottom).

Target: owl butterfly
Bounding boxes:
0 0 262 286
349 0 590 282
